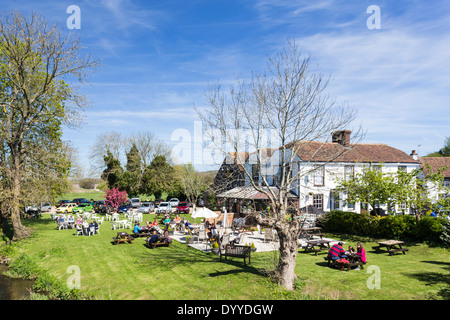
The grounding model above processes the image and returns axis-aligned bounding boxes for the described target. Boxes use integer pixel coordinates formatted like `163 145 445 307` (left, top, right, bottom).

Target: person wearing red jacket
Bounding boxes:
327 241 345 261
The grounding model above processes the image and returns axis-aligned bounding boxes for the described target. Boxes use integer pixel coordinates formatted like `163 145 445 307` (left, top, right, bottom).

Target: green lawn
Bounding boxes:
56 191 106 202
6 214 450 300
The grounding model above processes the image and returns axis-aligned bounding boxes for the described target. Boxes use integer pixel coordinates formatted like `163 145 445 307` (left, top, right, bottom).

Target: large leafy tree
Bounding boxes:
140 155 175 198
121 143 142 197
335 164 397 213
0 11 97 240
336 164 450 221
101 151 123 190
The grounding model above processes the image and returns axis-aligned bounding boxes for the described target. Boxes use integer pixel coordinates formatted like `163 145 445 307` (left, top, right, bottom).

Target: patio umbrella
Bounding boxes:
192 207 219 219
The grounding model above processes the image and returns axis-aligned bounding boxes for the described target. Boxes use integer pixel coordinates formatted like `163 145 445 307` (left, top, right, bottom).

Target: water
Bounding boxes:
0 265 34 300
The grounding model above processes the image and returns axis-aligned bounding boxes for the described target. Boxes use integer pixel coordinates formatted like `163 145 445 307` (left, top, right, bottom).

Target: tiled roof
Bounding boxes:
289 141 419 164
217 186 298 199
419 157 450 177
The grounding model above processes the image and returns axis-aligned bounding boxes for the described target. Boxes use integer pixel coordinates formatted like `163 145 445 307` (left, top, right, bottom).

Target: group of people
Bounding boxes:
131 220 171 246
76 217 99 235
327 241 366 270
55 213 99 236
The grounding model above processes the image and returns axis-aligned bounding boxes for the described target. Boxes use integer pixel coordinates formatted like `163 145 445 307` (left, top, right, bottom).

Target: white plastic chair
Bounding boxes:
76 225 83 236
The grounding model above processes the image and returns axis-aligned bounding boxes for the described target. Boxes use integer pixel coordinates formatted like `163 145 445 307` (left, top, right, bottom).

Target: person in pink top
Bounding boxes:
355 242 366 263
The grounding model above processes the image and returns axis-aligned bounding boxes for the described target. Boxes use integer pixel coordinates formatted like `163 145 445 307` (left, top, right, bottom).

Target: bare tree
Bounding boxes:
89 131 173 176
127 131 173 167
89 131 125 175
0 11 98 240
196 40 362 290
181 163 207 207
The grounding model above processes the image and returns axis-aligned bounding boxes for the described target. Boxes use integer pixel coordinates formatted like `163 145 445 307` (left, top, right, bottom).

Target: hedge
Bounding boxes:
317 210 446 243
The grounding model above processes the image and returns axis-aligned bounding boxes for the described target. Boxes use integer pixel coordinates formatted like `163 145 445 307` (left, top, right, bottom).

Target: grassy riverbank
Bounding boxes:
2 213 449 300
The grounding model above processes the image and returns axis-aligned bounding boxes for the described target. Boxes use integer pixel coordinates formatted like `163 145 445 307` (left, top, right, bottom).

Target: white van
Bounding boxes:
130 198 141 208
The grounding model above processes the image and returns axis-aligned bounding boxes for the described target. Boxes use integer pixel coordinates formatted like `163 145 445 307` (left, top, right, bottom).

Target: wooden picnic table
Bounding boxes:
299 227 324 239
112 232 133 245
326 253 366 271
372 240 409 256
303 239 330 255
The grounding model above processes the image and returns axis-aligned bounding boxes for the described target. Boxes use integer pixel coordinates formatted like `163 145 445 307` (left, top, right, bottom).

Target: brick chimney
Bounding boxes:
332 130 351 146
410 150 418 160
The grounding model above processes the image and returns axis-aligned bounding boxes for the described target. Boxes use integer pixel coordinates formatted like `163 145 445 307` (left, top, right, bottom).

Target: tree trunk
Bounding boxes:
9 155 31 241
273 225 300 291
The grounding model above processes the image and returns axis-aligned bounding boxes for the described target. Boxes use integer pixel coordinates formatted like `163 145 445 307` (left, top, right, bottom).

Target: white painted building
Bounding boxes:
240 130 421 214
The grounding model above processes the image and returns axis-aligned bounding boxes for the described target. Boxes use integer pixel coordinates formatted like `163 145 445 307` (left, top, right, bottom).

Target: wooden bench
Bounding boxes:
324 256 366 271
131 232 151 238
304 239 330 256
146 237 171 249
372 240 409 256
219 244 251 266
112 236 133 245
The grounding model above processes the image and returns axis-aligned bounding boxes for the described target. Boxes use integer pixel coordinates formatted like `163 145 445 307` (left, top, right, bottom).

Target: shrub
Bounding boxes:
416 216 445 243
321 210 446 243
376 214 416 239
439 220 450 247
6 254 40 279
79 178 98 189
33 272 84 300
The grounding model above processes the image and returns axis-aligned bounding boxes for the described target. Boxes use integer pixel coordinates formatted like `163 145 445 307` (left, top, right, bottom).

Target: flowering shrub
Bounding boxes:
104 187 128 212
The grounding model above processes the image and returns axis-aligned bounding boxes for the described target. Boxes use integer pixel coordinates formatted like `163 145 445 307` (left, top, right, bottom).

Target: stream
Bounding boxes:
0 265 34 300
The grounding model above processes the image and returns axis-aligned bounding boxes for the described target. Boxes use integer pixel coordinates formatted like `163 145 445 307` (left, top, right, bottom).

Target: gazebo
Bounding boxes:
216 186 299 215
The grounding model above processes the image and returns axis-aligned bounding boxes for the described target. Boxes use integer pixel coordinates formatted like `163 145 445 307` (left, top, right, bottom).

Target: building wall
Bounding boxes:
243 152 420 213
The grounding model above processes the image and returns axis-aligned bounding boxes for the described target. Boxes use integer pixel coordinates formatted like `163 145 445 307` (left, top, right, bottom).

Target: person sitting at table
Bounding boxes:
185 219 193 231
327 241 345 261
145 220 152 229
82 220 89 235
151 219 158 227
345 245 355 256
93 220 99 233
163 215 171 229
355 242 367 263
133 222 142 234
147 230 160 244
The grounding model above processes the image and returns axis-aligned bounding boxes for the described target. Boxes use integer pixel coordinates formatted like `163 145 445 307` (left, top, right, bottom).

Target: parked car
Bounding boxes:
40 202 52 212
156 202 171 214
56 200 71 208
176 201 190 214
56 203 77 214
25 204 41 217
72 198 89 205
138 202 155 214
118 202 132 213
93 200 111 213
168 198 179 207
154 198 164 206
130 198 141 208
72 202 94 214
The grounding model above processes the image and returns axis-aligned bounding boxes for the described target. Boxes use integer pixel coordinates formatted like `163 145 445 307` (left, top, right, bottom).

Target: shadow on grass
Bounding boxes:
136 241 265 278
405 260 450 300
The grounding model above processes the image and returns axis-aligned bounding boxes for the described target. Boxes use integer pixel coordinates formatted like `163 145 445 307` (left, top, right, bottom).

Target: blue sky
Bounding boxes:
2 1 450 175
